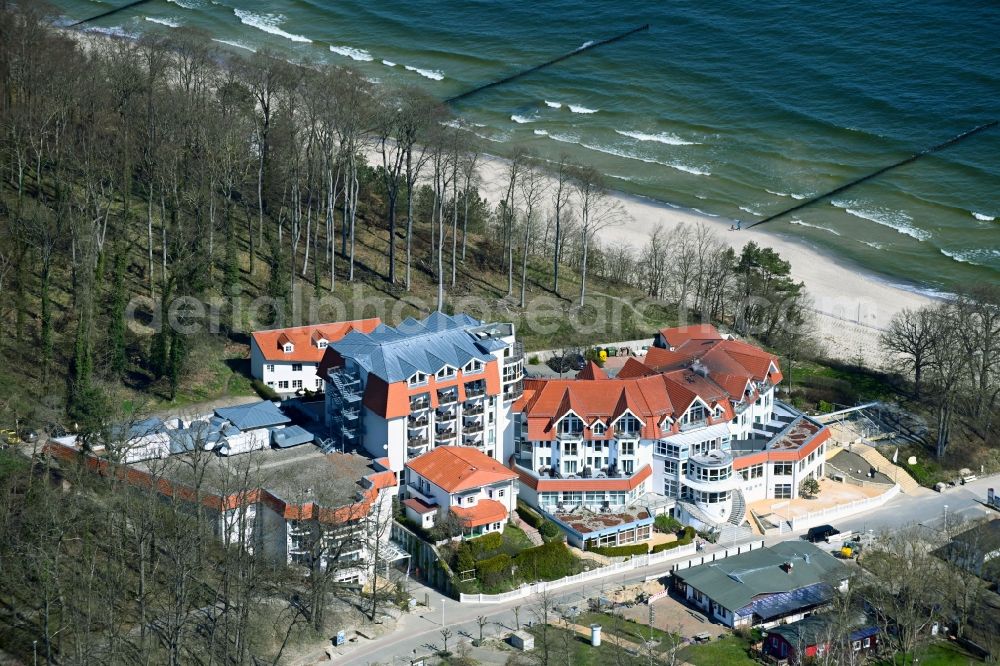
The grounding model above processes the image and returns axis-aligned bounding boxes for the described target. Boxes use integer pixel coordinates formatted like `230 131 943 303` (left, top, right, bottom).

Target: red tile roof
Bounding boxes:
403 497 438 514
450 498 508 527
517 327 782 440
576 361 608 380
406 446 517 493
251 318 381 363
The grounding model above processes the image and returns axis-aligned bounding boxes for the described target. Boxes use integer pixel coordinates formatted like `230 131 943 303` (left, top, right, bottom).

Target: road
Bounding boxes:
332 474 1000 665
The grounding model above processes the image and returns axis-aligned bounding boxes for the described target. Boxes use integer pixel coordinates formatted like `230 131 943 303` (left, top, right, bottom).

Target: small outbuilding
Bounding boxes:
509 630 534 651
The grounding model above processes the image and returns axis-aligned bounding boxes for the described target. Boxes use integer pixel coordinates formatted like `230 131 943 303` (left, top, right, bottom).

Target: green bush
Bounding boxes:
539 519 563 541
476 553 513 591
651 526 696 553
654 514 682 533
528 355 540 365
455 544 475 574
587 544 648 557
516 502 544 529
468 531 503 557
251 379 280 401
514 541 578 581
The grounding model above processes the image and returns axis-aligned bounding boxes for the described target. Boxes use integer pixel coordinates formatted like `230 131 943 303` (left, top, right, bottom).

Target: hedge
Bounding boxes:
251 379 280 401
468 531 503 556
476 553 513 591
654 514 683 533
516 502 544 529
514 541 577 581
651 526 696 553
586 543 648 557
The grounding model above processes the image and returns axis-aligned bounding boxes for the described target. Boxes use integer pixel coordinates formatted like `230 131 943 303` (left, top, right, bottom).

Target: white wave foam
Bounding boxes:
972 212 995 221
544 100 562 109
382 59 396 67
329 46 373 62
234 9 311 43
511 114 535 124
533 129 549 136
789 219 841 236
766 189 789 198
167 0 200 8
577 40 595 50
615 130 697 146
545 137 711 175
212 38 257 52
404 65 444 81
85 25 136 38
831 199 930 241
608 174 633 182
940 248 1000 266
859 240 884 250
790 193 808 200
692 207 720 218
568 105 598 114
738 205 763 217
145 17 180 27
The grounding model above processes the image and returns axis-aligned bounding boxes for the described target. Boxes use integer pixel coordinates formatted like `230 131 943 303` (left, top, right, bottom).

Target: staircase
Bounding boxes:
510 513 544 546
717 523 753 544
728 488 747 526
829 443 924 495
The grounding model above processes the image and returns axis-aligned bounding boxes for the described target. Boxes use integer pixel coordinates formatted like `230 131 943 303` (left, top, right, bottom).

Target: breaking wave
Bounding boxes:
404 65 444 80
533 129 549 136
972 211 995 222
382 59 397 67
511 114 535 124
789 219 842 236
213 38 256 53
144 17 180 27
831 199 931 241
940 248 1000 266
568 104 598 114
329 46 373 62
738 205 763 217
615 130 698 146
544 100 562 108
234 9 312 43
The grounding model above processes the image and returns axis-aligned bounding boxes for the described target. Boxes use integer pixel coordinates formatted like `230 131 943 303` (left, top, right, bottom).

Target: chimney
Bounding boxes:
781 561 794 573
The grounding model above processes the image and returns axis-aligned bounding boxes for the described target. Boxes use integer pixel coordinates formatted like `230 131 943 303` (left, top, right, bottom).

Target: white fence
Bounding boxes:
459 542 697 604
644 539 766 579
788 484 901 531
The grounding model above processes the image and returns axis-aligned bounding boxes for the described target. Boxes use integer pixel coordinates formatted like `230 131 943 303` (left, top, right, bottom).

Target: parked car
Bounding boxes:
806 525 840 543
19 429 39 444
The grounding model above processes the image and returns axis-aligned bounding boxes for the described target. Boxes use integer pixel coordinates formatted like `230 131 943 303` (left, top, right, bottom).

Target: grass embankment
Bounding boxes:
678 634 755 665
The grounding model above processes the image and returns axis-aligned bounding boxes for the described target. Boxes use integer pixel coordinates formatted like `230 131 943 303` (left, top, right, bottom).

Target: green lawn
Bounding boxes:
525 625 651 666
678 634 755 666
501 524 536 553
880 642 987 666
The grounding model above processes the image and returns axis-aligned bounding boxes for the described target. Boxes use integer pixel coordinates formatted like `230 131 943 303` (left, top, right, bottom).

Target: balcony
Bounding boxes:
464 404 485 416
465 384 486 398
437 431 457 445
463 431 484 446
406 484 437 506
679 419 708 432
464 422 484 434
438 390 458 406
410 396 430 411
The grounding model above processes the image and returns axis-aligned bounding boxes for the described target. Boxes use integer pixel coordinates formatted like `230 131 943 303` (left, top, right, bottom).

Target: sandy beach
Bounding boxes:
473 155 935 367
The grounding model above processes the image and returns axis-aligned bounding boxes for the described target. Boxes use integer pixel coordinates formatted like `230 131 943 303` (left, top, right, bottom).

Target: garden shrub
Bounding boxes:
514 541 577 581
454 545 475 574
468 531 503 557
587 544 647 557
654 514 682 533
476 554 513 591
651 526 696 553
539 520 562 541
516 502 544 529
251 379 279 401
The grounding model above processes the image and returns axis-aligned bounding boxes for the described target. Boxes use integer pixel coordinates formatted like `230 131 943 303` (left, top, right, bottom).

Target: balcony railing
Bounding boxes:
465 385 486 398
679 419 708 432
464 404 485 416
464 422 484 434
408 415 429 428
438 390 458 405
410 398 430 410
408 436 428 447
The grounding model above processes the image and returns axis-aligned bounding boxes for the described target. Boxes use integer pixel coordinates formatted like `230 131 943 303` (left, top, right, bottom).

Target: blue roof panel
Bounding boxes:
271 425 314 448
215 401 290 431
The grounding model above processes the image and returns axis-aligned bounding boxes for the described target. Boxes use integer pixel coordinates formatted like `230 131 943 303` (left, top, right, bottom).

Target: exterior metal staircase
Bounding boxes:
326 367 363 453
728 488 747 526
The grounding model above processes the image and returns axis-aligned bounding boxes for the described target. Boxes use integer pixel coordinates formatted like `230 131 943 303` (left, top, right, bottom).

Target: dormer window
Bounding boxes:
592 422 606 435
559 415 583 435
408 372 427 386
617 414 641 436
464 359 483 374
283 343 294 353
684 403 707 423
436 366 456 379
316 340 328 349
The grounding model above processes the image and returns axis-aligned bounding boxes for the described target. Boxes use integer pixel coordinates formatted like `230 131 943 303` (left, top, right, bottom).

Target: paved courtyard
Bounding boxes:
749 477 885 521
619 590 729 640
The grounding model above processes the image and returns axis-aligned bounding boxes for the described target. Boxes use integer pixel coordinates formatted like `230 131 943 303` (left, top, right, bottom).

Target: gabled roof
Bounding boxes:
576 361 607 380
325 313 498 384
252 318 381 363
406 446 517 493
657 323 723 349
451 498 509 527
673 541 848 612
215 401 290 431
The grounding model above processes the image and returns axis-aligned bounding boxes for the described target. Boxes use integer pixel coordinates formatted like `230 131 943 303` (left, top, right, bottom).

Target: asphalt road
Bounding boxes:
333 474 1000 665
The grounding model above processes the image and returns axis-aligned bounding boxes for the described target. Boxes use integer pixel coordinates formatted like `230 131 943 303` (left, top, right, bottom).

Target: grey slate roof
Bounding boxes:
674 541 848 612
331 313 498 383
214 401 290 431
767 610 874 647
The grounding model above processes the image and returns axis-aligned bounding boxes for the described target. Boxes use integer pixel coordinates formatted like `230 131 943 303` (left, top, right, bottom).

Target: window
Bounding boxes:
655 440 667 456
497 488 506 498
685 403 707 424
283 343 293 353
664 460 678 475
278 381 289 389
292 363 303 372
266 364 275 372
292 380 303 389
774 462 793 476
863 637 871 648
436 366 455 379
619 441 635 456
775 483 792 499
266 381 275 387
464 359 483 373
317 340 328 349
408 372 427 386
616 414 641 435
592 422 605 435
315 378 323 389
564 460 578 474
559 415 583 435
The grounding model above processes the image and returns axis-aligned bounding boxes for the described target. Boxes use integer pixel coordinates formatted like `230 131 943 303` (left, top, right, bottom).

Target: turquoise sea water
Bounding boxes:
50 0 1000 293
